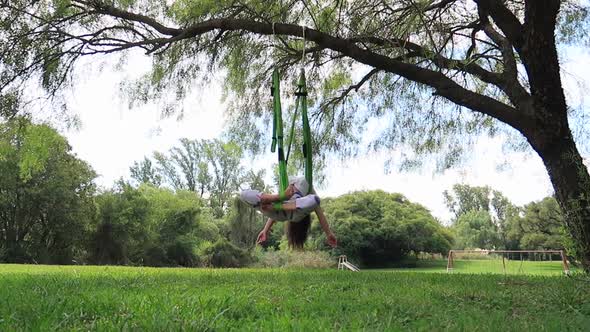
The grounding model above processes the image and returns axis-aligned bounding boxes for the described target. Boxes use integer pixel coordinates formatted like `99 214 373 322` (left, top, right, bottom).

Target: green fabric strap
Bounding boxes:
271 69 313 201
298 70 313 193
271 69 289 200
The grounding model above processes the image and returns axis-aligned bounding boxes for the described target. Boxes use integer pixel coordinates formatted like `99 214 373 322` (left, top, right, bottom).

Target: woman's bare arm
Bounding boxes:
315 206 337 247
257 218 276 244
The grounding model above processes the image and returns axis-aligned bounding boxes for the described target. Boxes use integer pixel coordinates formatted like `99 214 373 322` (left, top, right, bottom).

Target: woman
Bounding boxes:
240 176 337 249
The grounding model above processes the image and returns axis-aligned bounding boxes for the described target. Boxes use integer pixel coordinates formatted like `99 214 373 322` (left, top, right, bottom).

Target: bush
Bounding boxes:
201 239 252 268
166 236 200 267
142 245 168 267
251 248 335 269
312 190 453 267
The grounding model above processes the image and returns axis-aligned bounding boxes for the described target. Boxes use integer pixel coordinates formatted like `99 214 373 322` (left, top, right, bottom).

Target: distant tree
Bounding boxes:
129 157 162 187
445 184 519 248
152 138 209 195
453 210 502 249
226 197 263 250
242 169 268 192
134 138 244 218
0 117 97 264
444 184 492 218
202 139 244 218
91 182 216 267
506 197 569 251
140 185 213 266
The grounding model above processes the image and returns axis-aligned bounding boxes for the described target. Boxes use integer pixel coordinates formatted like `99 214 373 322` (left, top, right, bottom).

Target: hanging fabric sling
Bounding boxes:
270 26 313 201
271 69 313 200
270 68 289 200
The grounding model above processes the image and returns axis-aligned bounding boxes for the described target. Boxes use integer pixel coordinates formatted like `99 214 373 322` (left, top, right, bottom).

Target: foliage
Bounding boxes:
445 184 520 248
201 238 252 268
135 138 245 218
452 210 502 250
90 183 216 267
506 197 569 251
0 116 97 264
251 247 334 269
0 265 588 330
225 197 263 250
90 183 151 265
315 190 453 267
3 0 587 170
3 0 590 268
129 157 162 187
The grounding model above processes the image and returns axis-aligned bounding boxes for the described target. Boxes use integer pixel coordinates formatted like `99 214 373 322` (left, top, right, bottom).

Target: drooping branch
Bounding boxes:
348 36 504 87
74 0 182 36
321 68 380 110
78 2 529 131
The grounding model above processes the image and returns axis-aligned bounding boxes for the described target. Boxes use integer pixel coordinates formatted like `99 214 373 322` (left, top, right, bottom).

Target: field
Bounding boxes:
389 259 572 275
1 263 589 331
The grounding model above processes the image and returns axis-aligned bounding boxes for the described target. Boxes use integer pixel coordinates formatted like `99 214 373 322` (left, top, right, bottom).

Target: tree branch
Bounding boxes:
321 68 379 110
475 0 524 52
69 2 529 130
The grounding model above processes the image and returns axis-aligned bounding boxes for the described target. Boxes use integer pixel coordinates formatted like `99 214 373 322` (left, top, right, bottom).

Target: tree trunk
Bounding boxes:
515 1 590 271
532 129 590 271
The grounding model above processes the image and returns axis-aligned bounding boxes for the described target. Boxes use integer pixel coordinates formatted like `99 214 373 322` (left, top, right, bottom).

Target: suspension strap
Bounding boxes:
299 69 313 193
271 69 289 199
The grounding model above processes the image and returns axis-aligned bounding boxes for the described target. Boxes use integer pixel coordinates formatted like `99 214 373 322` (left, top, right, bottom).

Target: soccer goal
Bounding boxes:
446 250 571 275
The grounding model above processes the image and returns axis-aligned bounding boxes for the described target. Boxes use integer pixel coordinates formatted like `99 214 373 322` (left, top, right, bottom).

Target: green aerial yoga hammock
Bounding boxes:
270 68 313 201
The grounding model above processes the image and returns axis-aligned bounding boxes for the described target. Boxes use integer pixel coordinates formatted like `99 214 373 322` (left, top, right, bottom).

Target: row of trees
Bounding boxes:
129 138 266 218
0 117 256 265
2 0 589 270
445 184 571 253
0 117 573 267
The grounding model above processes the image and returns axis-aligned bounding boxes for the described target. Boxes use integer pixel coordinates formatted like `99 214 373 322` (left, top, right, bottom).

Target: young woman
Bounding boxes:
240 176 337 249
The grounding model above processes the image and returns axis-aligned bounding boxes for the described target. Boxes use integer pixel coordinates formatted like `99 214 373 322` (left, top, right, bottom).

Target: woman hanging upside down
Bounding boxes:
240 176 337 249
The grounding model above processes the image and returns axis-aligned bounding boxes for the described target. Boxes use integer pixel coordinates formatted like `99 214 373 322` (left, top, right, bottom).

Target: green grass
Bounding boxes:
1 264 589 331
387 259 573 276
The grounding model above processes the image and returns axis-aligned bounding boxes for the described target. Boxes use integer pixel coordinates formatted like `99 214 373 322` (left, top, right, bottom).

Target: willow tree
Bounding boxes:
2 0 590 269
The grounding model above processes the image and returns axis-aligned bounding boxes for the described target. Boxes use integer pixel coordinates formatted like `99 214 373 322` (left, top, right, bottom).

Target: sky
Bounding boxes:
61 45 590 223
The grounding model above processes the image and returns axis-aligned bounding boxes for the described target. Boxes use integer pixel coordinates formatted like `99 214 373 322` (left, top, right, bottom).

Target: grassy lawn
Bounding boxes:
1 264 589 331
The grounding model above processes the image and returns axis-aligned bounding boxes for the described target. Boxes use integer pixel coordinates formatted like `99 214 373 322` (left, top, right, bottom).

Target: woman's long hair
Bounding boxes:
286 215 311 249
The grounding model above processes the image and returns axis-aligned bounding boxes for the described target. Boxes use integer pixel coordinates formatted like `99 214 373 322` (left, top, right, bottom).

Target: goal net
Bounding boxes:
446 250 571 275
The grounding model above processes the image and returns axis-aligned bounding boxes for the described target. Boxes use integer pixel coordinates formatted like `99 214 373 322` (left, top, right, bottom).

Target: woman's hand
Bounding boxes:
260 202 272 212
326 231 337 248
256 230 268 244
285 184 296 199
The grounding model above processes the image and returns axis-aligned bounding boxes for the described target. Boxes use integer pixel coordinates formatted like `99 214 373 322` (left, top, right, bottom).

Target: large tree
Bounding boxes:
2 1 590 269
317 190 453 267
0 116 97 263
